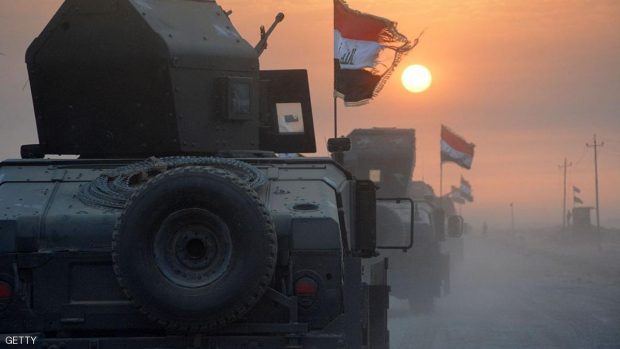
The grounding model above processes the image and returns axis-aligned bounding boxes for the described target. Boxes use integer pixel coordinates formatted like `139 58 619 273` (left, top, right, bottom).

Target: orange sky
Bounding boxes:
0 0 619 229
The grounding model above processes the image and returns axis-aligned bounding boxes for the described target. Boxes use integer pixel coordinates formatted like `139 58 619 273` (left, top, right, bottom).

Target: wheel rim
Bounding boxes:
153 208 233 288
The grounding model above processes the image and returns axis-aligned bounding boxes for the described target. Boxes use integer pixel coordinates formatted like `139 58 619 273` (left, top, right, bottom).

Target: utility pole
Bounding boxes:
559 158 572 230
586 134 604 242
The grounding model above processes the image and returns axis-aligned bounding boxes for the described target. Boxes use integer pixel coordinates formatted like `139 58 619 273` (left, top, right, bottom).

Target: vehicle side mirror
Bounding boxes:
376 198 414 251
354 180 377 258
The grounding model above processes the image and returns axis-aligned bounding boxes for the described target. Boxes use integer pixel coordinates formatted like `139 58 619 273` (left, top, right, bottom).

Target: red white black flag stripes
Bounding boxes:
441 125 475 169
460 176 473 202
334 0 416 106
573 185 583 204
449 186 466 204
574 195 583 205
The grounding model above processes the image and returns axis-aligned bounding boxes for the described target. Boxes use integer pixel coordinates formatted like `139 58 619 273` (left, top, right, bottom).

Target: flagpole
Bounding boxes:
439 160 443 205
334 96 338 138
439 126 444 209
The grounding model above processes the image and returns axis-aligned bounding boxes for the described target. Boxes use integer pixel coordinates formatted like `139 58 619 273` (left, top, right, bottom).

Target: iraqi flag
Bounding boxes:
460 176 473 202
441 125 475 169
334 0 416 106
449 186 466 204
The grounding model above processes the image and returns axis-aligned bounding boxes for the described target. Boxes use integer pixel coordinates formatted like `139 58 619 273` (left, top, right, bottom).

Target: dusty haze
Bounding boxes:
0 0 618 229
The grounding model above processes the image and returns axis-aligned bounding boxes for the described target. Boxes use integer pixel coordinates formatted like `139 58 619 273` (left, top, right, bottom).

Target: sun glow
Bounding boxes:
402 64 432 93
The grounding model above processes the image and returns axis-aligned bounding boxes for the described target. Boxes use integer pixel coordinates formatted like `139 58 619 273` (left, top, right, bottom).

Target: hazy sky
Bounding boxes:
0 0 618 229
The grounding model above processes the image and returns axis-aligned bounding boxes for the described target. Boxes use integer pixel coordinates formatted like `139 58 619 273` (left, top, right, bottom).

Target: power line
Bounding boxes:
573 144 588 167
600 147 620 155
601 144 620 154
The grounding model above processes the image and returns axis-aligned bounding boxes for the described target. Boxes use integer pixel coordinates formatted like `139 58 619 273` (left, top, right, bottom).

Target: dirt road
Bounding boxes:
389 234 620 348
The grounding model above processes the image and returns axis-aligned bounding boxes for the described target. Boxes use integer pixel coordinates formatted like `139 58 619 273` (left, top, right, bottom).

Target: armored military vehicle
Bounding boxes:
341 128 451 312
0 1 413 348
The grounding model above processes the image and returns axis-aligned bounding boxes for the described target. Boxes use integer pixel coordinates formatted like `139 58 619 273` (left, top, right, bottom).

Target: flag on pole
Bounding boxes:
449 186 466 204
573 186 581 194
460 176 474 202
441 125 475 169
334 0 417 106
452 194 466 205
574 195 583 205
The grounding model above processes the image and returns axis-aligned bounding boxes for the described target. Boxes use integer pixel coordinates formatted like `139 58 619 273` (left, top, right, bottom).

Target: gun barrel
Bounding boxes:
255 12 285 56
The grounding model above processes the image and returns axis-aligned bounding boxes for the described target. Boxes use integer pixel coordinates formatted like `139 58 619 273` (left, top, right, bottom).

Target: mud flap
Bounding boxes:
367 258 390 349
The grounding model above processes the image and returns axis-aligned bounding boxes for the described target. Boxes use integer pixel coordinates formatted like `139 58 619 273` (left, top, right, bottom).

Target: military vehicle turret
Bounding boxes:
0 1 413 348
340 128 452 312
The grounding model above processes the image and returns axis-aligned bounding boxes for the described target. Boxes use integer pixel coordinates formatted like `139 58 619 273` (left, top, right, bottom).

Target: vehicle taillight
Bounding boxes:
0 281 12 300
294 277 318 297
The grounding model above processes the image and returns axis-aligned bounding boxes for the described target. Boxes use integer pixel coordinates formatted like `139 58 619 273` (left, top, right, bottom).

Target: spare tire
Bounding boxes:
112 166 276 331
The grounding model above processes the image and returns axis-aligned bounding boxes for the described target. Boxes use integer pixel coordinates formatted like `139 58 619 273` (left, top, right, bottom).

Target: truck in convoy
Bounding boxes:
341 128 460 312
0 1 413 348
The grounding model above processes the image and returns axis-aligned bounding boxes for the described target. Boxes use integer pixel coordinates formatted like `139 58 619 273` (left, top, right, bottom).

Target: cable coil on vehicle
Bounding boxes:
78 156 267 209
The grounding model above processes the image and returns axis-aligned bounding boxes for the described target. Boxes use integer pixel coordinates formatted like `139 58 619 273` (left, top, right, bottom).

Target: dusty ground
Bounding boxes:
388 232 620 349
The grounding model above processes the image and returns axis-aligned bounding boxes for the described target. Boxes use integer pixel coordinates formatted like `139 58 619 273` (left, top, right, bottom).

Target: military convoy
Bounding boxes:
0 1 415 348
341 128 464 312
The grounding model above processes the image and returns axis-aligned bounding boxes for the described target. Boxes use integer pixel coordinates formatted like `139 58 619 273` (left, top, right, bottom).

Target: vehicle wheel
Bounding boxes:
112 166 276 331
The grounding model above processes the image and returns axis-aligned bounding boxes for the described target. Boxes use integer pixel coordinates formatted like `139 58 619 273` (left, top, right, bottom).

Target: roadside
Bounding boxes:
388 233 620 349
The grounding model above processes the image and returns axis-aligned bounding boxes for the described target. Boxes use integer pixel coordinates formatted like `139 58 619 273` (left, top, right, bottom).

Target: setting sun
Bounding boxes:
402 64 432 93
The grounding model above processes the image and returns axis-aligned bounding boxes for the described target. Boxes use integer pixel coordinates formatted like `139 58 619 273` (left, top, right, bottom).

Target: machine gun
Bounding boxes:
255 12 285 56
